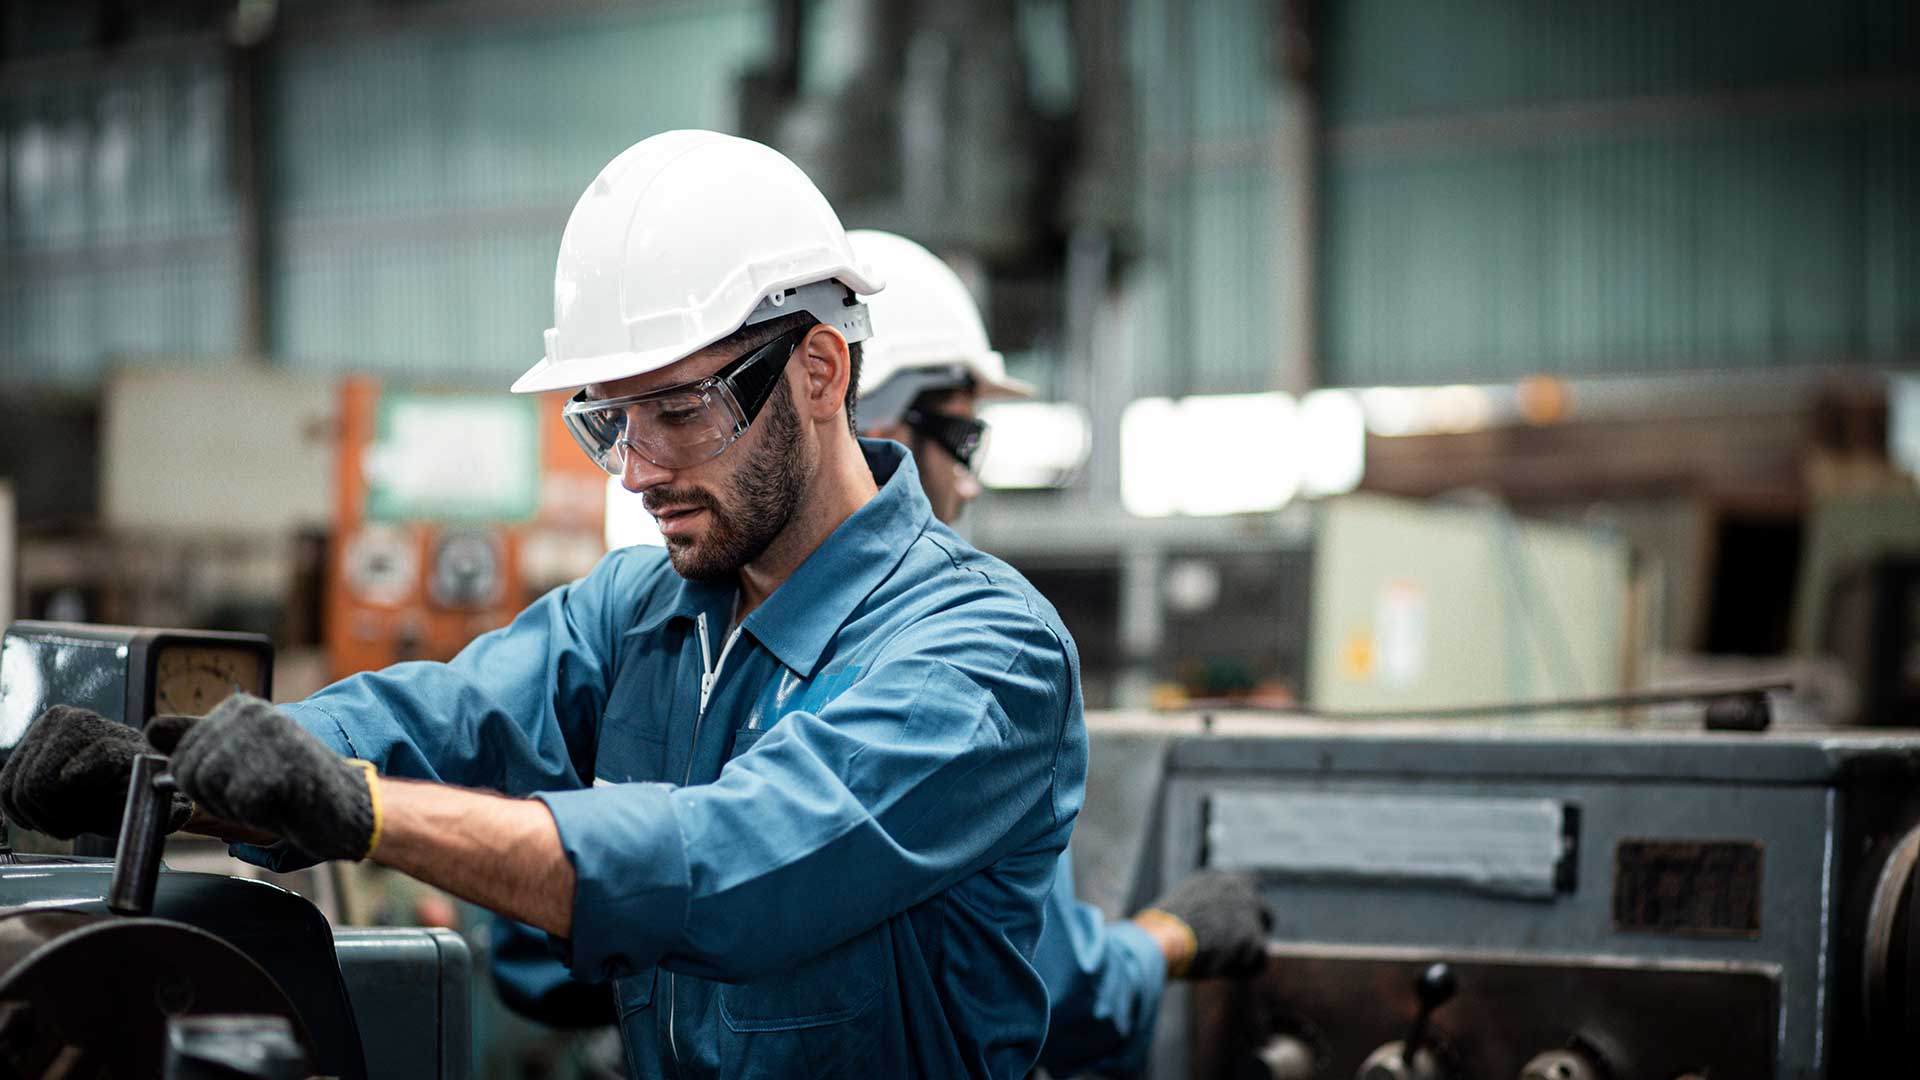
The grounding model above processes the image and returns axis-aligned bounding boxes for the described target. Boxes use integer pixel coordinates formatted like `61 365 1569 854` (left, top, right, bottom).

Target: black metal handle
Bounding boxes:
1400 962 1456 1066
107 753 176 917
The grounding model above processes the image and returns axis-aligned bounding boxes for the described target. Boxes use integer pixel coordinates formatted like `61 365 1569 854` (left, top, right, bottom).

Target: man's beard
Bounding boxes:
660 378 807 582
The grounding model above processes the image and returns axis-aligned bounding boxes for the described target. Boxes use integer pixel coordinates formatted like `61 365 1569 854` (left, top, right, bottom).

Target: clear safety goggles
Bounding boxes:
562 325 808 474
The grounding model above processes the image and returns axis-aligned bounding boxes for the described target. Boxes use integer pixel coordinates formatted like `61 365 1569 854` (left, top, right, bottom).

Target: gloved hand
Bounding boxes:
1132 870 1275 979
159 694 380 862
0 706 194 839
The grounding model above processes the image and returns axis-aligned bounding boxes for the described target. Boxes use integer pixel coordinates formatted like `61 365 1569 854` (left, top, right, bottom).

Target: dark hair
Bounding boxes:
709 312 864 436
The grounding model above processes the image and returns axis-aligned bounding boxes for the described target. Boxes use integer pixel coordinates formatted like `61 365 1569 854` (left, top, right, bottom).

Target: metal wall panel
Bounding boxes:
1313 0 1919 386
1322 0 1918 125
1134 0 1284 397
1323 110 1914 384
1 48 239 383
270 2 769 383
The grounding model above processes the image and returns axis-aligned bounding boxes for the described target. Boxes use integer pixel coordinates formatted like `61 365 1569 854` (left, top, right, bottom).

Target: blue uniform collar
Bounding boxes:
626 438 933 676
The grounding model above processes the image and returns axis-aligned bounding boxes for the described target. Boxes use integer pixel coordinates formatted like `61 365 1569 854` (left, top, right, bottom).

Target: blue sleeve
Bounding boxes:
1032 850 1166 1078
489 915 614 1028
231 548 658 872
537 602 1085 983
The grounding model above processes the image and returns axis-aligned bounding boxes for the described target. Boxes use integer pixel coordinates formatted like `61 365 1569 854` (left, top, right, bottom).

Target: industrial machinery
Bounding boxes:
328 376 606 681
1076 710 1920 1079
0 620 471 1078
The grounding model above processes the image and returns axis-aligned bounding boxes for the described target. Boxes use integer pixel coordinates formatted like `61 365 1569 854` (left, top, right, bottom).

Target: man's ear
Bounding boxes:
794 324 851 425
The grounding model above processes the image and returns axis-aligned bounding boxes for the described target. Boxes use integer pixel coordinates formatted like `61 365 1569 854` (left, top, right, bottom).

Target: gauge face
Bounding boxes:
151 645 267 717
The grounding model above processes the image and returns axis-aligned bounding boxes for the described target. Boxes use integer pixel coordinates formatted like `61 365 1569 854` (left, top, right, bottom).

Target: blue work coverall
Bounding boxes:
1030 850 1166 1076
236 440 1088 1079
494 849 1166 1077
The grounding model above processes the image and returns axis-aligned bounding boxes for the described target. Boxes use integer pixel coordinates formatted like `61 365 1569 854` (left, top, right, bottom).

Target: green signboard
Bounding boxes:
364 394 540 523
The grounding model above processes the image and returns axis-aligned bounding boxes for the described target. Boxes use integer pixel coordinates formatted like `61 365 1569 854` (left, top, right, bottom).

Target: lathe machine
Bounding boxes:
0 620 471 1078
1077 710 1920 1080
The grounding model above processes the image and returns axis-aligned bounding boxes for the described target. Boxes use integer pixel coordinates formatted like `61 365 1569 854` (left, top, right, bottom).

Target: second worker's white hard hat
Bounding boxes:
513 130 883 395
849 230 1033 428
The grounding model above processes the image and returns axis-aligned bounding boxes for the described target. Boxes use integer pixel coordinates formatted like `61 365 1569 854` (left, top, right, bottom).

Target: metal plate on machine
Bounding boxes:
1190 945 1779 1079
1205 791 1573 900
1612 838 1763 937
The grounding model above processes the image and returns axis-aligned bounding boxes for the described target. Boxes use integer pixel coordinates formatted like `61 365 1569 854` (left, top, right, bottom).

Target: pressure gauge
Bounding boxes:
428 530 504 609
150 643 269 717
0 621 274 754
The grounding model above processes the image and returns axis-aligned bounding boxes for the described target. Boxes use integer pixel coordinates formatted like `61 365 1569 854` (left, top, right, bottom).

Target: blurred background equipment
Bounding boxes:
325 377 604 681
0 483 13 630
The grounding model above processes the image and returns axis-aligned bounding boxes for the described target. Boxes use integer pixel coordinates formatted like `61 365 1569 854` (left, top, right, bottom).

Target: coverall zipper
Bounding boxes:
669 608 742 1074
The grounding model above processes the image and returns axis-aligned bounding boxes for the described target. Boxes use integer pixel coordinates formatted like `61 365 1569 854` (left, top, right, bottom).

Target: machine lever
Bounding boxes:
107 753 176 917
1400 962 1456 1065
1357 963 1457 1080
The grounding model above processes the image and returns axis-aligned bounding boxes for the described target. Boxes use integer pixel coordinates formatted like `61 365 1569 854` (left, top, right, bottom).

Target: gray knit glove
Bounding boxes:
1134 871 1275 979
158 694 378 862
0 705 194 839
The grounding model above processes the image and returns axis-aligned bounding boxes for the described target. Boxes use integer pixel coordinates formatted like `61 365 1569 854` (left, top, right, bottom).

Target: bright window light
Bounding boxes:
1123 393 1300 517
604 475 665 550
977 402 1093 489
1299 389 1366 496
1121 398 1180 517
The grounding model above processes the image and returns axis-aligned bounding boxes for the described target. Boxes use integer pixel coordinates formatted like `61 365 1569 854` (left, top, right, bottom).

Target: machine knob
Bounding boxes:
1355 963 1456 1080
1357 1045 1441 1080
1518 1047 1606 1080
1255 1033 1316 1080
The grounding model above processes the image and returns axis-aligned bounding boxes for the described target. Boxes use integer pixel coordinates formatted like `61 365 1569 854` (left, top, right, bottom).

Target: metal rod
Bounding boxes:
107 754 176 917
1184 682 1790 722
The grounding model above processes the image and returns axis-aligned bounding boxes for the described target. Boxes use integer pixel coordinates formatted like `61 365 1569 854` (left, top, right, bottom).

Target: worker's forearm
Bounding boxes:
367 778 577 938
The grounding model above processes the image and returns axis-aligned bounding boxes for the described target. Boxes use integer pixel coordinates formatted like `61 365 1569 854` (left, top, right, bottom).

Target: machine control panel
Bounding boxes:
1193 946 1776 1079
0 621 273 752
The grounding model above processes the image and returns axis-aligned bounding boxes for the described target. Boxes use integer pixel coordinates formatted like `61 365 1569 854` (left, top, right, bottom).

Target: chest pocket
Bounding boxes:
592 725 668 786
717 927 887 1076
593 628 688 785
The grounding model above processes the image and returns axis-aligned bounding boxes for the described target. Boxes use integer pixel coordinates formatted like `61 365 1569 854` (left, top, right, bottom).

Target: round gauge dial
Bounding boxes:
151 645 266 717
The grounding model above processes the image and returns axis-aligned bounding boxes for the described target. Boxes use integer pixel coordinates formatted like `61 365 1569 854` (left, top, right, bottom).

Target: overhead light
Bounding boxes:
604 476 665 550
1429 385 1493 433
1123 393 1300 517
1299 389 1366 496
1360 387 1422 436
1360 383 1502 436
977 402 1092 489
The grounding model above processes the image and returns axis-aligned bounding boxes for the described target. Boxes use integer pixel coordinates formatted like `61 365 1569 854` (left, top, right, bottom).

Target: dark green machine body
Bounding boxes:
0 620 471 1078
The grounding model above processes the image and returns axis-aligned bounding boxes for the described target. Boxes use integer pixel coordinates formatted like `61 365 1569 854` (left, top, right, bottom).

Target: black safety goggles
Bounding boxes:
901 408 989 472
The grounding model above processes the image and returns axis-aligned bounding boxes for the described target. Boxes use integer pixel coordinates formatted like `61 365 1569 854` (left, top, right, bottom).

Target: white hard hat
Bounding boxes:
849 230 1033 428
513 131 883 395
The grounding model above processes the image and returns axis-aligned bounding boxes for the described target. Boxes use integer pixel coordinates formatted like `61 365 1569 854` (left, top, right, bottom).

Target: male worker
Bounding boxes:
849 229 1274 1078
487 230 1278 1076
0 131 1085 1079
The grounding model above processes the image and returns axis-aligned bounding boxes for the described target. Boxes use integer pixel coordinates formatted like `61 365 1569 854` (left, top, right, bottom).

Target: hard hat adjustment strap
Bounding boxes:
742 279 873 345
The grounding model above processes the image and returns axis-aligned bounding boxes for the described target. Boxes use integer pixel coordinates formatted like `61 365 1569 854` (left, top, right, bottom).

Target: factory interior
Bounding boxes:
0 0 1917 1077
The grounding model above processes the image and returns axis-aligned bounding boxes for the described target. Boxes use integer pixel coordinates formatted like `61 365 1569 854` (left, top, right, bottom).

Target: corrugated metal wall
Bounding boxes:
1 46 240 384
270 2 767 383
1133 0 1285 397
1318 0 1920 385
1 2 766 388
3 2 1914 393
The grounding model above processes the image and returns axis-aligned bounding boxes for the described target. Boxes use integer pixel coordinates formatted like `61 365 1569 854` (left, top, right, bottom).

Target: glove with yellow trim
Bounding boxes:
151 693 379 862
1132 871 1274 979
